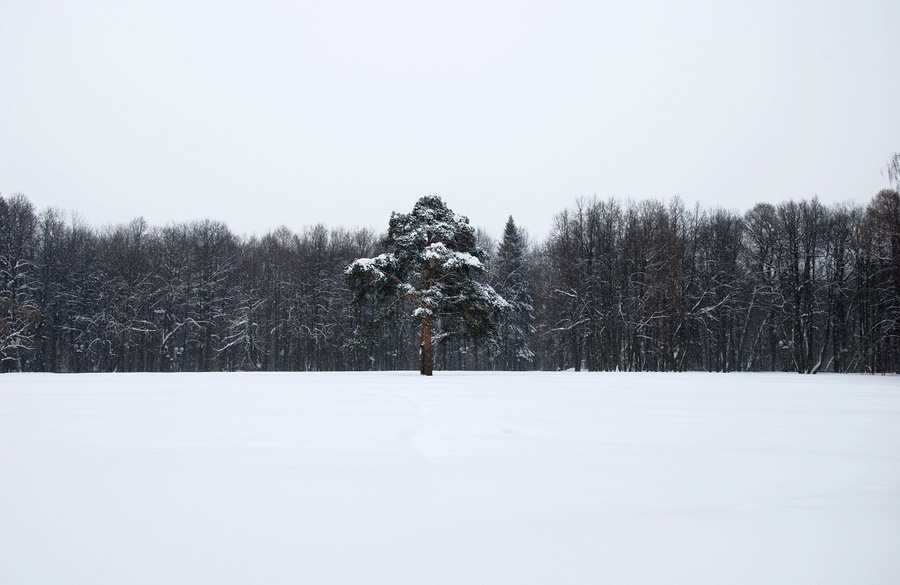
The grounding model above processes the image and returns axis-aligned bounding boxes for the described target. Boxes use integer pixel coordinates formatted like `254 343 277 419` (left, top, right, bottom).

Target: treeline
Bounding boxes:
534 195 899 374
2 189 898 373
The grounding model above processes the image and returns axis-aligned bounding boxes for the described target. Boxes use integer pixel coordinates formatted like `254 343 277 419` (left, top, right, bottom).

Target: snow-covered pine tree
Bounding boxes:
493 216 536 369
346 196 509 375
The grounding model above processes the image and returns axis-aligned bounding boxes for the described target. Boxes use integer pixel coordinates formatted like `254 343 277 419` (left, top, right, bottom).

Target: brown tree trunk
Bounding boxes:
420 317 433 376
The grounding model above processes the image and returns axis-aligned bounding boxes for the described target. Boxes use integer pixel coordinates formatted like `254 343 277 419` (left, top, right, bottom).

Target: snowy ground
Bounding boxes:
1 372 899 585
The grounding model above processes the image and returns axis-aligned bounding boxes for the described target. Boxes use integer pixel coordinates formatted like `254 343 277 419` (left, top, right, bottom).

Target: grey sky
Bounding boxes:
2 0 898 240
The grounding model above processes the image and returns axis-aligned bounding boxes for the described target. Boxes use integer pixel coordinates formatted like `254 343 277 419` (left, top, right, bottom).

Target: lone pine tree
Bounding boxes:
346 196 508 375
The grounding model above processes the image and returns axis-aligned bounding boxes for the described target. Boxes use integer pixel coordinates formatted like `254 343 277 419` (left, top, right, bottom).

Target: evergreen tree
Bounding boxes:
493 216 536 369
346 196 508 375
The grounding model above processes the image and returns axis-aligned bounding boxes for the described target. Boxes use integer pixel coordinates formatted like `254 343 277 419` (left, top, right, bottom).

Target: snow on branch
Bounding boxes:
421 242 483 270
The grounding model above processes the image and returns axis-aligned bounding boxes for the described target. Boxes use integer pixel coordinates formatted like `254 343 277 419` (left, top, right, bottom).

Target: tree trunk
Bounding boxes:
419 317 433 376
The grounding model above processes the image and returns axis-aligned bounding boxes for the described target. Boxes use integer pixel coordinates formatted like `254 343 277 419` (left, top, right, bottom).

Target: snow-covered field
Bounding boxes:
2 372 898 585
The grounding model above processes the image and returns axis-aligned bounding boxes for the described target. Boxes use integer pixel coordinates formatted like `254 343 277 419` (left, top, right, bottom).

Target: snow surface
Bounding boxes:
421 242 483 269
2 372 899 585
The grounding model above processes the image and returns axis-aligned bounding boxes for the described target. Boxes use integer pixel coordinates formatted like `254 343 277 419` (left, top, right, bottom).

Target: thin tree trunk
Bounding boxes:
420 317 433 376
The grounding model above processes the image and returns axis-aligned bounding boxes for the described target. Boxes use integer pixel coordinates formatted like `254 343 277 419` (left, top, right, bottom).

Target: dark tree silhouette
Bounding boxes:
346 196 508 375
493 216 535 369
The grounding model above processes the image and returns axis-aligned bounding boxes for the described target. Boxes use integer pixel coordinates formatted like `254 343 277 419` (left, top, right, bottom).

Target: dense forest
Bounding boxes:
2 184 899 374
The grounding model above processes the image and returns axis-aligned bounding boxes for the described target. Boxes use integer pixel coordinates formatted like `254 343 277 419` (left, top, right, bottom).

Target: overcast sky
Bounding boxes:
2 0 898 240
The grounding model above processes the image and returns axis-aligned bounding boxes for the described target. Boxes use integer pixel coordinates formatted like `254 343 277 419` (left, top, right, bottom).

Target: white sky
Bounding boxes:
2 0 898 239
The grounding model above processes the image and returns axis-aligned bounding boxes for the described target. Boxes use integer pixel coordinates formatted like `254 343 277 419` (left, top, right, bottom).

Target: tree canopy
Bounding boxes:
346 196 508 375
